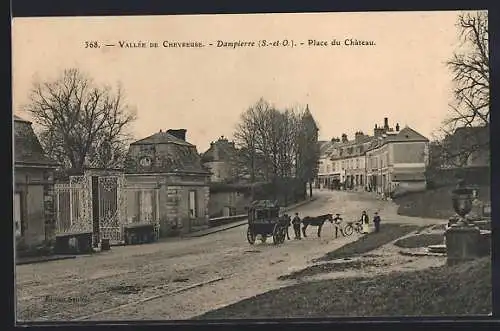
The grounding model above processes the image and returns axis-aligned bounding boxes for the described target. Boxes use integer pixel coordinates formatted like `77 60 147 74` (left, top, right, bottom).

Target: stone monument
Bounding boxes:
444 180 481 266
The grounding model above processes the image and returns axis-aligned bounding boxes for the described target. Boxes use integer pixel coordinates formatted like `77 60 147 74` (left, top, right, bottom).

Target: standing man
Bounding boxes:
361 210 370 234
283 213 292 240
333 213 343 238
373 212 381 233
292 212 302 240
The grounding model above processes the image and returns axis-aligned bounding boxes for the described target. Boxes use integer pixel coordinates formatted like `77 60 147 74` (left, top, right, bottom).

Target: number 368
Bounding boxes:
85 41 99 48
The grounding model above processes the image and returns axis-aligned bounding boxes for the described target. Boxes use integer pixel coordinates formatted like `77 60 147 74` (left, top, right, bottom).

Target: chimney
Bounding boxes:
355 131 364 142
396 123 400 132
341 133 348 143
384 117 389 130
167 129 187 141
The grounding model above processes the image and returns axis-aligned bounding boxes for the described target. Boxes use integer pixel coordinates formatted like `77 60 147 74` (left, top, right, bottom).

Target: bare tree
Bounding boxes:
446 11 489 130
23 68 137 171
295 105 320 197
234 98 319 202
432 11 490 169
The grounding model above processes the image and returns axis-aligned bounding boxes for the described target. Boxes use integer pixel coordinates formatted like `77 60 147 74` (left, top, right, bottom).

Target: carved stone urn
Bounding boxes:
451 187 474 226
445 184 481 265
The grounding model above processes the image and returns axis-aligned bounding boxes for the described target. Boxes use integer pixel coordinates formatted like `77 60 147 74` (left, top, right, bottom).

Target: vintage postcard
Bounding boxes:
12 11 491 322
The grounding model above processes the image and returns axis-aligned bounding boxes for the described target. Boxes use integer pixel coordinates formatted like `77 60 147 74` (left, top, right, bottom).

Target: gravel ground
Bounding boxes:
16 190 441 322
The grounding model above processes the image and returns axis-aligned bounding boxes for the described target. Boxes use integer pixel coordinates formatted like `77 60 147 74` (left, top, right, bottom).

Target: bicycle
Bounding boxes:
332 215 356 238
342 220 364 236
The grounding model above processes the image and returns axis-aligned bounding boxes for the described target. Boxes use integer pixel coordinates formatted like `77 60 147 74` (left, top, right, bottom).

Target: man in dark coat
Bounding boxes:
292 212 302 240
283 213 292 240
373 212 381 233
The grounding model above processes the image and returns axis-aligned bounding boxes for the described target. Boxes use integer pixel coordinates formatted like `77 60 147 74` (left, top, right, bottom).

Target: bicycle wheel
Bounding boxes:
355 224 363 234
343 224 354 236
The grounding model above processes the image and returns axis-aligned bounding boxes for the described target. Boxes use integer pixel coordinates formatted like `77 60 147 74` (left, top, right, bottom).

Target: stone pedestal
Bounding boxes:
445 224 480 266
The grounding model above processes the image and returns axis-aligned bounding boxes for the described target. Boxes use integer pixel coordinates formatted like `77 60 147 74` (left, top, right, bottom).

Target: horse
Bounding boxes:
302 213 334 238
278 214 292 240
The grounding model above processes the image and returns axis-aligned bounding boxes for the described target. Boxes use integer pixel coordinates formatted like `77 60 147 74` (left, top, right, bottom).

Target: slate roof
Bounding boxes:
125 130 209 174
131 130 194 147
444 126 489 150
14 115 59 167
367 126 428 151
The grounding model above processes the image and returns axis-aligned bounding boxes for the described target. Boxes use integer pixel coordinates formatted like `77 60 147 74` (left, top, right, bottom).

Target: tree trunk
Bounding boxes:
309 181 313 198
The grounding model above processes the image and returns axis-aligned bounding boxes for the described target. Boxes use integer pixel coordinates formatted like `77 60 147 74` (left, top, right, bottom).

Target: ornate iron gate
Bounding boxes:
55 173 161 245
97 176 124 243
55 175 92 235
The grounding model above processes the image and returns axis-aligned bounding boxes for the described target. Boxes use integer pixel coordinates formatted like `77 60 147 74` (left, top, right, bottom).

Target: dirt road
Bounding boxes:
16 190 440 322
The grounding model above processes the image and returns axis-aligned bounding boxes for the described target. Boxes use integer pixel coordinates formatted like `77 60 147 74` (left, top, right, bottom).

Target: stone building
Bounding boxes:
14 115 59 249
124 129 211 236
365 119 429 196
317 139 341 189
316 117 429 196
201 136 238 182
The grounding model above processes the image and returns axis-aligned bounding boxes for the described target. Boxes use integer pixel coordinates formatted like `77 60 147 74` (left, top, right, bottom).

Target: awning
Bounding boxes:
392 173 426 181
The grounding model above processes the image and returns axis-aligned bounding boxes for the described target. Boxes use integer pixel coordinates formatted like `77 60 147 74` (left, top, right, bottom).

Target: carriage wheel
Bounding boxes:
343 224 354 237
247 227 256 245
279 227 286 244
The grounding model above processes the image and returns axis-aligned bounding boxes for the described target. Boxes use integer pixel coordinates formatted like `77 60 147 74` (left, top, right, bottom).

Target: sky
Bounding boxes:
12 11 470 153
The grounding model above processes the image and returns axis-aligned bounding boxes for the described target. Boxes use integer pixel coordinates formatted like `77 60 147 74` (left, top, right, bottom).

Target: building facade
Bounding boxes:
14 115 59 249
124 129 211 236
201 136 238 182
316 117 429 197
440 126 489 169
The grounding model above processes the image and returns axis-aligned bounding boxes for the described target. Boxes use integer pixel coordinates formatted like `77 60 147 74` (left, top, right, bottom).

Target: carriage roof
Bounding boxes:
249 200 280 210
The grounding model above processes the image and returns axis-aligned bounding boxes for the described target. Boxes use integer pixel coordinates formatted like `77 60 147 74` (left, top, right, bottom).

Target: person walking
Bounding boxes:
333 213 343 238
373 212 381 233
360 210 370 234
292 212 302 240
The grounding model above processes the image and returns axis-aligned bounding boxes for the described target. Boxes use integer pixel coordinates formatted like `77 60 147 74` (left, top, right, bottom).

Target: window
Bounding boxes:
128 190 157 223
189 190 197 218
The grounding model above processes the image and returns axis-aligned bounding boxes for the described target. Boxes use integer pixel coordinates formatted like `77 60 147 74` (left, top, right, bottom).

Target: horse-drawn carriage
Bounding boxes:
246 200 288 245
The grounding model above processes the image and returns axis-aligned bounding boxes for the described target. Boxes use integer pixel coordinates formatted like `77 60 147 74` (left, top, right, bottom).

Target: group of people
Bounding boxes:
280 213 303 240
282 210 382 240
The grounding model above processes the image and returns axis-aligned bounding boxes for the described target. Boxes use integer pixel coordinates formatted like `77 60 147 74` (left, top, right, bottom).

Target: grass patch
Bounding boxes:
394 234 444 249
394 185 490 219
195 257 491 319
278 259 390 280
314 224 420 262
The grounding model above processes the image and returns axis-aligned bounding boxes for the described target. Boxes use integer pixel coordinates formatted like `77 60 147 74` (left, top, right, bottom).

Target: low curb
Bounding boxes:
16 255 77 266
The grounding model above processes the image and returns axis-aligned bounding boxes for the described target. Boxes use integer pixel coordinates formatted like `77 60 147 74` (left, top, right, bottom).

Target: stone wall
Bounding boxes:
162 185 209 235
208 191 249 217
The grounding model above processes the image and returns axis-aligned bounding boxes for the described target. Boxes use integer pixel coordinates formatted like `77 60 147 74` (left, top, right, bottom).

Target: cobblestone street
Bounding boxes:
16 190 440 321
